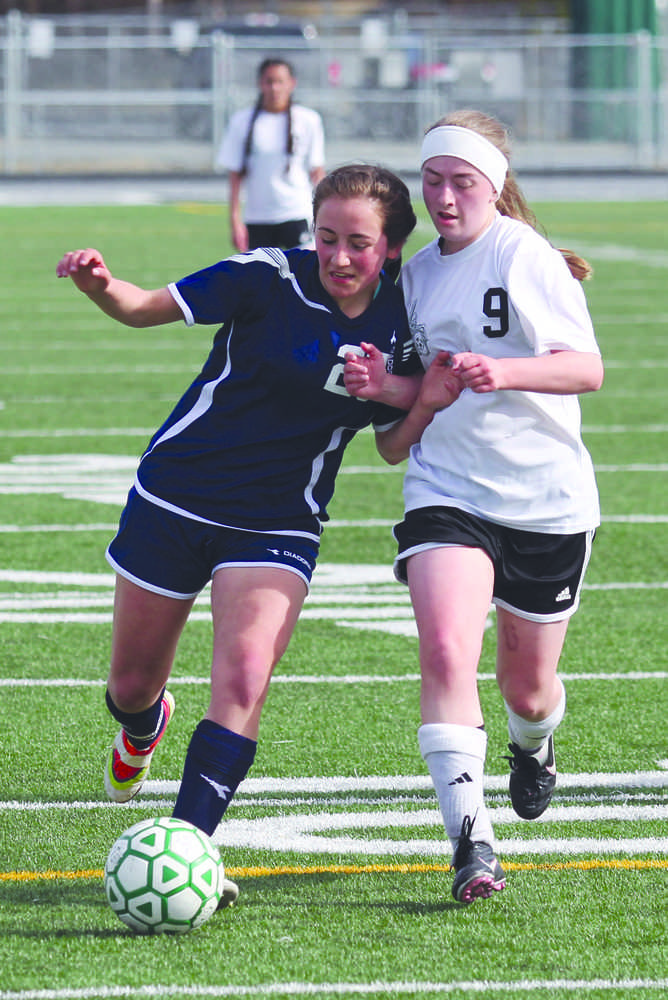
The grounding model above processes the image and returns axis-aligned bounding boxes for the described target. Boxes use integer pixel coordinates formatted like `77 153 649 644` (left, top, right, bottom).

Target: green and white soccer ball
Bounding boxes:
104 817 224 934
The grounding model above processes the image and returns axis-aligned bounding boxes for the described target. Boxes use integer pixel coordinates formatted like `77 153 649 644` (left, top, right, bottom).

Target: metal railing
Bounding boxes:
0 10 665 174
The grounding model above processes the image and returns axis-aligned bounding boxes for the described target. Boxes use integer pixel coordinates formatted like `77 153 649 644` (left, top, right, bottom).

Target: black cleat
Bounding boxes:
451 815 506 904
506 735 557 820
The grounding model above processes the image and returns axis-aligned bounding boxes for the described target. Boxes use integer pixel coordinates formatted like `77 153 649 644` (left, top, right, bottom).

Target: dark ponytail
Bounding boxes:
241 58 296 178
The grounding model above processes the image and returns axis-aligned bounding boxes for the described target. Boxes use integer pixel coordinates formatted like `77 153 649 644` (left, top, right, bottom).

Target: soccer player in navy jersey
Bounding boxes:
56 165 423 905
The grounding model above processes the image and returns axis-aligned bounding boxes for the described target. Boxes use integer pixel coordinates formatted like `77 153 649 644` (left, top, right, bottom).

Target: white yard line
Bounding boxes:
1 977 667 999
1 671 666 688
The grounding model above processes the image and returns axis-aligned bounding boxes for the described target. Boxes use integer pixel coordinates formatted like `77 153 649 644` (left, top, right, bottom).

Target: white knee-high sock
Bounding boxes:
505 678 566 764
418 722 495 854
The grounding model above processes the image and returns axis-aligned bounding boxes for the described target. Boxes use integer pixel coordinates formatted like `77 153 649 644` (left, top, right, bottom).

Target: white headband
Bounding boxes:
420 125 508 194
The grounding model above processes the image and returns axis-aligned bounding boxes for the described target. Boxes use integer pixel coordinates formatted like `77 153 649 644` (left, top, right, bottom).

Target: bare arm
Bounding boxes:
375 352 462 465
310 165 326 186
344 342 423 410
344 343 461 462
227 171 248 252
56 248 181 327
453 349 604 395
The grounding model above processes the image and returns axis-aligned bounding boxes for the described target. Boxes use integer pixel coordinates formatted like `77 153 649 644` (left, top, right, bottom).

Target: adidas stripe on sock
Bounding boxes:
418 722 495 851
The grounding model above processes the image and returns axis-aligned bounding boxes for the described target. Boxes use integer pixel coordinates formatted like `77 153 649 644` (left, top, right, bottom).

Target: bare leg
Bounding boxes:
107 574 195 711
496 607 568 820
495 608 568 720
206 565 308 739
408 547 500 878
171 565 308 833
408 545 494 727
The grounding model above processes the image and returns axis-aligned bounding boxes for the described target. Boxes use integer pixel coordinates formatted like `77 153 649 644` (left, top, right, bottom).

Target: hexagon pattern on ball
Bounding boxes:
104 816 225 934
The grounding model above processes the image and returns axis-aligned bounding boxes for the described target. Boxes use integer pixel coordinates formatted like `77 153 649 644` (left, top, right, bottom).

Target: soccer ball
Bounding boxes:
104 817 225 934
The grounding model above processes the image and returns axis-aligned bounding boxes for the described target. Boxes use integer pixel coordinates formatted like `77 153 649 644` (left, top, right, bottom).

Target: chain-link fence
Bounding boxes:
0 9 666 174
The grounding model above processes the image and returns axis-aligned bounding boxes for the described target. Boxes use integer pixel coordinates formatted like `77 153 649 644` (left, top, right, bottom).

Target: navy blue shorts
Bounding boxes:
393 506 595 623
106 488 320 599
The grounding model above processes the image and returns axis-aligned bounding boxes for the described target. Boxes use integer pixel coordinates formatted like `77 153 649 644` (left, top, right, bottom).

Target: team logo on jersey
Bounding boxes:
407 300 429 355
294 340 320 364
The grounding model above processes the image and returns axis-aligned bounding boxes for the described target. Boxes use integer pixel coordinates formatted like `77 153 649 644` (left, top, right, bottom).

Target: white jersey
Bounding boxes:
216 104 325 224
400 212 601 533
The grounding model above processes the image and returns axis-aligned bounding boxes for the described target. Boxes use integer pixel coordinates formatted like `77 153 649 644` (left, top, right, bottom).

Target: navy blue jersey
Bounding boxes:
134 247 418 538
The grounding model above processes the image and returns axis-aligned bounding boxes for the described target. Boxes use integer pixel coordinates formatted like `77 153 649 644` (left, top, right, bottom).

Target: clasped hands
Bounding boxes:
344 341 503 414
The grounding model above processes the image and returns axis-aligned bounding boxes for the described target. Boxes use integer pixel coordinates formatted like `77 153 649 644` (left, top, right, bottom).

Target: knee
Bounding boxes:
227 673 270 713
500 678 557 721
420 629 482 679
504 693 545 722
106 674 160 714
213 646 273 715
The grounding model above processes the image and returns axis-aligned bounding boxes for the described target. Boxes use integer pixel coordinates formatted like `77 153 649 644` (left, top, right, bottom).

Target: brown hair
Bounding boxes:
313 164 417 251
426 110 592 281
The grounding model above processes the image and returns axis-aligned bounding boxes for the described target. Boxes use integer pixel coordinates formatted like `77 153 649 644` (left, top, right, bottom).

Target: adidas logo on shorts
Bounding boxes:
555 586 572 602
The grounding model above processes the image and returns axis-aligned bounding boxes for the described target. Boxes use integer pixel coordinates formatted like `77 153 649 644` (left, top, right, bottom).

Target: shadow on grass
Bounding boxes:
0 879 133 939
237 872 461 915
1 868 463 941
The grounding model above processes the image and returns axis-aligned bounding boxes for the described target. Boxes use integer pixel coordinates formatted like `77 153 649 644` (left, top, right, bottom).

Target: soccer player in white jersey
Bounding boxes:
344 109 604 904
56 165 422 907
217 58 325 253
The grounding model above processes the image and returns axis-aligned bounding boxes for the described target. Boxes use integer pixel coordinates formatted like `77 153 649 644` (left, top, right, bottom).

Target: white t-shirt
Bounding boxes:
399 212 601 533
216 104 325 224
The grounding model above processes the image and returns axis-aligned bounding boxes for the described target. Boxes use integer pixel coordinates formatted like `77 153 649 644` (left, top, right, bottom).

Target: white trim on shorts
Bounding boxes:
106 549 200 601
392 529 595 624
211 559 311 593
106 550 312 601
392 542 459 583
493 528 594 624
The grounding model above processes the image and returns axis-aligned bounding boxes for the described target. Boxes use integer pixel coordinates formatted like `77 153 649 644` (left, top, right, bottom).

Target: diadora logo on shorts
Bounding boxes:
555 586 572 602
267 547 310 569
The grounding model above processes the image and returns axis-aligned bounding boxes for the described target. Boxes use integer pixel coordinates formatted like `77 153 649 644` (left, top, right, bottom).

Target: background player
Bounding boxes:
216 57 325 252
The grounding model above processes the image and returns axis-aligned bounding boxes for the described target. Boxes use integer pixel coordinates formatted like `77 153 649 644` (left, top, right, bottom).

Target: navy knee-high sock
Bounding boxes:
105 687 166 750
172 719 257 836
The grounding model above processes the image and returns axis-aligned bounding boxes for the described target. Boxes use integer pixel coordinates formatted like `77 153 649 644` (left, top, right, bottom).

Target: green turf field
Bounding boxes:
0 200 666 999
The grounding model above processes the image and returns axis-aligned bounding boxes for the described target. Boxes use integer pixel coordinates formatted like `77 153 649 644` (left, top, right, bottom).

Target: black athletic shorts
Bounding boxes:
246 219 312 251
393 505 595 623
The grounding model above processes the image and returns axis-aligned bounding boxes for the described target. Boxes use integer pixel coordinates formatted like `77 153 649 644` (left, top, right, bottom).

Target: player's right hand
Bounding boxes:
343 342 387 399
56 248 112 294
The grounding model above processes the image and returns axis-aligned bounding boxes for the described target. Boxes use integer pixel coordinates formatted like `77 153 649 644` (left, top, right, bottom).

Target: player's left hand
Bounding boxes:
451 352 505 393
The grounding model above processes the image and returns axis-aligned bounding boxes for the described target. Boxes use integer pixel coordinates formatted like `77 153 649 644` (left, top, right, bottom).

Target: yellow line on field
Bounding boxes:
2 857 667 884
175 202 225 216
1 869 103 882
234 858 668 876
